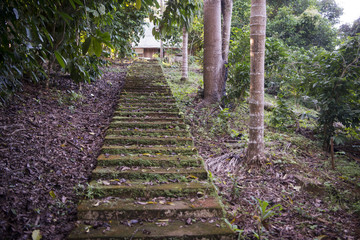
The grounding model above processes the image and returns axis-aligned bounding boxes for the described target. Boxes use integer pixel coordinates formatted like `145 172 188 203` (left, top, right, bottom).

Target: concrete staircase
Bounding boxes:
68 60 235 239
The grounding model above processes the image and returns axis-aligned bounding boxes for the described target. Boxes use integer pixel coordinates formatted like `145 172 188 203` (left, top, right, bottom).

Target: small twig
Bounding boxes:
10 128 26 135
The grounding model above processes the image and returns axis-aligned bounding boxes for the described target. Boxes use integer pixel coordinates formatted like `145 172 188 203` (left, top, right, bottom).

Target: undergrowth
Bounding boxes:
163 62 360 239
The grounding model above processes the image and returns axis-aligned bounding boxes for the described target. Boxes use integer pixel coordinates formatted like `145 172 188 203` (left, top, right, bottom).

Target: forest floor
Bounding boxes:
0 62 127 239
163 62 360 239
1 60 359 240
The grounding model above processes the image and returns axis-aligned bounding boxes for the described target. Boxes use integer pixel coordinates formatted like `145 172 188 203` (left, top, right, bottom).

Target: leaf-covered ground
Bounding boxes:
0 63 126 239
164 63 360 239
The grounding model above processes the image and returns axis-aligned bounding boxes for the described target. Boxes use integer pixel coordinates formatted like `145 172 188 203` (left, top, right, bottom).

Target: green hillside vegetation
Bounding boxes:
163 60 360 239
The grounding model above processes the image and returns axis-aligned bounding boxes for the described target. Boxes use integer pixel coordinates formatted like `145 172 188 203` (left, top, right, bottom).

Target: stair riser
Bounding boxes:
120 99 176 103
91 171 208 181
117 103 177 108
101 148 197 155
103 138 193 146
78 208 223 221
91 187 213 199
109 122 186 129
113 112 180 118
111 117 182 123
106 130 189 137
116 107 179 112
96 159 202 167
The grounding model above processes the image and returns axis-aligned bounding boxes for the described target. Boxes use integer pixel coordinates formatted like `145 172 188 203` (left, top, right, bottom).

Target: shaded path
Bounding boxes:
68 60 234 239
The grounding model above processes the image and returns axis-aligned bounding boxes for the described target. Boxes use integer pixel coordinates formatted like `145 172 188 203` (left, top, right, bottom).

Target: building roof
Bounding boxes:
134 23 161 49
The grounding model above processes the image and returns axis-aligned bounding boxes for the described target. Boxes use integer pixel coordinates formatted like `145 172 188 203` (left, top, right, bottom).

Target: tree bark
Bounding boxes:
246 0 266 166
181 26 188 81
203 0 223 104
219 0 233 97
160 0 164 59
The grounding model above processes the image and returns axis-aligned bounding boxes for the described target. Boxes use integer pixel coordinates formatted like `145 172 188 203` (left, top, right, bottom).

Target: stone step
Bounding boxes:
117 103 177 109
105 129 190 137
97 154 202 167
89 181 214 198
103 135 193 145
113 111 180 118
112 117 183 123
122 88 171 93
120 91 171 97
101 145 197 155
76 197 223 220
91 166 207 181
120 97 176 103
68 219 234 240
109 121 186 129
116 107 179 112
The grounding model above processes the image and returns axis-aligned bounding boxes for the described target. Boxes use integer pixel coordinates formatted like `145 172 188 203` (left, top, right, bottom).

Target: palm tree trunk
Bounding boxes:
203 0 222 105
246 0 266 166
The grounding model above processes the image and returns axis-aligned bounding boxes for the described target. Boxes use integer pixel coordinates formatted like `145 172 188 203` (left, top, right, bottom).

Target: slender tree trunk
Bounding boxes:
181 27 189 81
219 0 233 97
203 0 223 105
246 0 266 166
160 0 164 59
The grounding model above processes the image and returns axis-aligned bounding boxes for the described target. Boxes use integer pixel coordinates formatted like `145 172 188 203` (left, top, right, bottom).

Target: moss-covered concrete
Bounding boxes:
96 154 202 167
101 145 197 155
68 60 235 239
91 166 207 181
109 121 186 129
103 135 193 146
89 181 214 198
106 129 190 137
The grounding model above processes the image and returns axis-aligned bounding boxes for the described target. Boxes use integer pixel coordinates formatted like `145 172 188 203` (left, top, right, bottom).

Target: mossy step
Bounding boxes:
116 107 178 112
122 88 171 93
111 117 183 123
109 121 186 129
106 129 190 137
120 97 176 103
104 135 193 145
91 166 207 181
117 103 177 108
68 219 234 240
101 145 197 155
113 112 180 118
123 84 168 88
89 181 214 198
97 154 202 167
120 92 171 97
77 197 223 220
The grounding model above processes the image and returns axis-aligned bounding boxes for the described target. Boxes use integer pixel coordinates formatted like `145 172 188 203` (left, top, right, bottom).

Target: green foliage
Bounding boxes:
269 95 296 131
227 27 250 100
252 198 283 240
0 0 156 105
304 36 360 150
231 0 251 29
267 5 337 50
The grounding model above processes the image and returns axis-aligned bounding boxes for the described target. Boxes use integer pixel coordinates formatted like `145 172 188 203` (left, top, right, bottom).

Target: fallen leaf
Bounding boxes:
32 230 42 240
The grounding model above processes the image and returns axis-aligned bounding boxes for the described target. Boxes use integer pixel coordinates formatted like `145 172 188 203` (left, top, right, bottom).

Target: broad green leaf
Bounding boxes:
135 0 141 10
82 37 92 55
32 230 42 240
92 38 102 57
54 51 67 69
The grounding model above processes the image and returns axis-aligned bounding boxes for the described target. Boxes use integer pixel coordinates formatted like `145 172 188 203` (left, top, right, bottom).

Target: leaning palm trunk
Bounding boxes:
247 0 266 165
181 27 188 81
